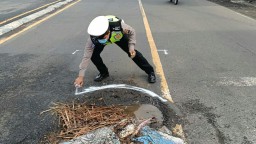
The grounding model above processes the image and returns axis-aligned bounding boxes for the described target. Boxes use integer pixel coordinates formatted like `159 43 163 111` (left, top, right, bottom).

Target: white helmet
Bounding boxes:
87 16 109 36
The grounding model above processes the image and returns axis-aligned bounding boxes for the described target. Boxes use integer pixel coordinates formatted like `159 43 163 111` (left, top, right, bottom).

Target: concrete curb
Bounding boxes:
0 0 75 36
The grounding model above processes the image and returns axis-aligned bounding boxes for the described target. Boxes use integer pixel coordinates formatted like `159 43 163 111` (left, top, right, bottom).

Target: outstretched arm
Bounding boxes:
74 38 94 87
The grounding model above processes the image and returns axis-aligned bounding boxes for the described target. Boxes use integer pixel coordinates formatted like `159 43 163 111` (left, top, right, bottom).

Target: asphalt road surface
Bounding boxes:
0 0 256 143
0 0 58 22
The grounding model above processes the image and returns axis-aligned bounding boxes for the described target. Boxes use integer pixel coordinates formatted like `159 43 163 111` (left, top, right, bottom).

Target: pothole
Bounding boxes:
41 86 184 143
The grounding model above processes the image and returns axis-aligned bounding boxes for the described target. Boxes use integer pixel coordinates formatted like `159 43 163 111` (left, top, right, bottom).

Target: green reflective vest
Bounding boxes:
90 15 124 46
105 15 123 45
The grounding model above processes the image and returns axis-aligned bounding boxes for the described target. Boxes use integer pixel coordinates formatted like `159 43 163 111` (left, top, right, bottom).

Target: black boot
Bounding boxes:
148 72 156 83
94 73 109 82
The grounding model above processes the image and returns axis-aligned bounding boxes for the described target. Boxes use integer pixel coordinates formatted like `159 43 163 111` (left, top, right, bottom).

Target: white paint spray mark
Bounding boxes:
72 50 80 54
75 84 168 102
217 77 256 86
157 50 168 55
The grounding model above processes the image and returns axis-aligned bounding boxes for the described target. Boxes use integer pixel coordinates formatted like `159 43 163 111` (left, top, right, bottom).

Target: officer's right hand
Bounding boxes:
74 76 84 88
129 49 136 59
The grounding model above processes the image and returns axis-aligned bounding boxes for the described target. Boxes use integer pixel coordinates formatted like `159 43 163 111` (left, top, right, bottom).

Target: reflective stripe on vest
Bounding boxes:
105 15 123 45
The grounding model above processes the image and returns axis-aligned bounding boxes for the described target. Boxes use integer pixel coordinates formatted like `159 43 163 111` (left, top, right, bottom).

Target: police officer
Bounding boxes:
74 15 156 87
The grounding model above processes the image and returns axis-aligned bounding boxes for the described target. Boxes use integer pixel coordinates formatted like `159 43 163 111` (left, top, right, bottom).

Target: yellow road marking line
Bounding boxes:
138 0 173 103
0 0 81 45
0 0 62 25
138 0 186 141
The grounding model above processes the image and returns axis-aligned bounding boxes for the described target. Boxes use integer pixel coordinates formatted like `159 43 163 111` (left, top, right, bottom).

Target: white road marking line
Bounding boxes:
217 77 256 86
0 0 62 25
235 11 256 21
0 0 81 44
75 84 168 102
0 0 75 36
72 50 80 54
157 49 168 55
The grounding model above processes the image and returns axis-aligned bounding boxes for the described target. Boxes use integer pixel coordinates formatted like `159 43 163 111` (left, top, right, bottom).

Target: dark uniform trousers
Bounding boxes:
90 35 154 75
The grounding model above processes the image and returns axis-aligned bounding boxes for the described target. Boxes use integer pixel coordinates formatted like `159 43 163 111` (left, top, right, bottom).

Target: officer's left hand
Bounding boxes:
129 49 136 59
